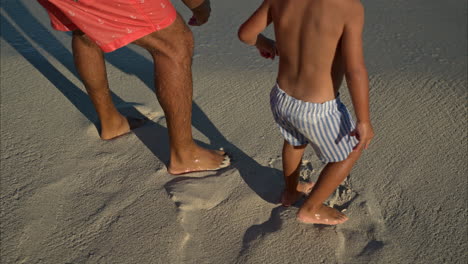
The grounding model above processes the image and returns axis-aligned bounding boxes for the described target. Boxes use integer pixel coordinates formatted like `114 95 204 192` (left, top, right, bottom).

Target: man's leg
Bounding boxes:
281 141 314 206
297 149 362 225
72 30 144 140
133 14 226 174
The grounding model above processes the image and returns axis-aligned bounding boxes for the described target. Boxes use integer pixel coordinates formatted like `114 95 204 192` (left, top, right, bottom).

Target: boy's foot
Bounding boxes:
281 181 315 207
101 116 148 140
168 147 231 175
296 204 348 225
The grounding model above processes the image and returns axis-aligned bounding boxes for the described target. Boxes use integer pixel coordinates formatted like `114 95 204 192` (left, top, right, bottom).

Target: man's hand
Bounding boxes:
351 121 374 152
255 35 277 60
188 0 211 26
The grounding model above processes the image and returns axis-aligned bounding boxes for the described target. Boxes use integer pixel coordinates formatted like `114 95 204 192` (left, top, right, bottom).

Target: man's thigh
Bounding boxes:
132 13 194 56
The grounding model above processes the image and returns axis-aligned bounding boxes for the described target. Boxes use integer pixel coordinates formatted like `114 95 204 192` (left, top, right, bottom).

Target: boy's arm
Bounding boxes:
181 0 211 26
341 2 374 150
238 0 276 59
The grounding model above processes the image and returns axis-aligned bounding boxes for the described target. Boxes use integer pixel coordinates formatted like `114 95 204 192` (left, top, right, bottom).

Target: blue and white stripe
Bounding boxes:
270 84 359 163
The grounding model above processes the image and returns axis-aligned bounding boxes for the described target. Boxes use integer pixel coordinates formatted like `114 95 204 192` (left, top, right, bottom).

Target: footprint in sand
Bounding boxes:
267 156 282 171
337 224 385 262
335 199 386 263
299 160 314 181
327 179 358 210
164 169 239 211
163 169 241 261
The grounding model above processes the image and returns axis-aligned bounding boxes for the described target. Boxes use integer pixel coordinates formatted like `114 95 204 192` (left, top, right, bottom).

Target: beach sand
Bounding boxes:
1 0 466 263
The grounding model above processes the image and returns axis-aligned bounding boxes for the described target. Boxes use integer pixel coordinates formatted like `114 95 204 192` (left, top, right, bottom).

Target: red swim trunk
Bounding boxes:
37 0 177 52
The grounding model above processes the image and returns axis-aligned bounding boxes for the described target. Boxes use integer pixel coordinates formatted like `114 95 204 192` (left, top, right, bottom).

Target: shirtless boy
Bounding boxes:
238 0 374 225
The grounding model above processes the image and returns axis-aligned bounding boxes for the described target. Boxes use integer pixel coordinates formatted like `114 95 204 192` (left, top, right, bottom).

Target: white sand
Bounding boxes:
1 0 467 263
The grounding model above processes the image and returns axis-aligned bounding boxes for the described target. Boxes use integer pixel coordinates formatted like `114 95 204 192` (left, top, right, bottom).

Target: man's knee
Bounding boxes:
161 27 193 60
136 19 194 60
154 29 193 61
180 28 194 55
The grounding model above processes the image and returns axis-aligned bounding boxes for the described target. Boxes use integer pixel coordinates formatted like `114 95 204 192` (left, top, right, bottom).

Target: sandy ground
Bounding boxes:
1 0 467 263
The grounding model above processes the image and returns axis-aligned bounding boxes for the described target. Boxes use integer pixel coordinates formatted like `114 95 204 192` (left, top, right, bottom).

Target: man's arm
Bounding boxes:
341 2 374 150
181 0 211 26
238 0 276 59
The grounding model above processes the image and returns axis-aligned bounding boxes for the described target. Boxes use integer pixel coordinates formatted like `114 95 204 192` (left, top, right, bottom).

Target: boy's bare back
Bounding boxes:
272 0 360 102
240 0 366 104
239 0 372 152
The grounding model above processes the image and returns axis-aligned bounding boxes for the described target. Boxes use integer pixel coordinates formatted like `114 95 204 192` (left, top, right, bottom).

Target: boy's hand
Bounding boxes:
188 0 211 26
351 121 374 151
255 35 277 60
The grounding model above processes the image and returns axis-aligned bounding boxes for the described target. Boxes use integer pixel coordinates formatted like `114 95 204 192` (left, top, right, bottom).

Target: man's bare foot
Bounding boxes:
281 181 315 207
297 204 348 225
100 115 148 140
168 145 230 175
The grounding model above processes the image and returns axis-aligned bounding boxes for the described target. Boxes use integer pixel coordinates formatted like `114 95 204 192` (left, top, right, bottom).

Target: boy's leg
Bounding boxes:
297 149 362 225
72 31 145 140
281 140 315 206
132 14 227 174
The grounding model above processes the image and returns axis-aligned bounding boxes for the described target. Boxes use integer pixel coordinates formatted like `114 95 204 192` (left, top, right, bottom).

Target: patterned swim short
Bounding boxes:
270 83 359 163
37 0 177 52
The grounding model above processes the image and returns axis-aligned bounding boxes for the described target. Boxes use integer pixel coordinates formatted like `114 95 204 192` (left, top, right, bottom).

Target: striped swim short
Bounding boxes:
270 84 359 163
37 0 177 52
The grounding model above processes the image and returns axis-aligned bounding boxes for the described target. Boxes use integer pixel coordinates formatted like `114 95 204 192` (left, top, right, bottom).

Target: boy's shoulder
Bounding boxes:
349 0 364 12
346 0 364 14
340 0 365 24
330 0 364 15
